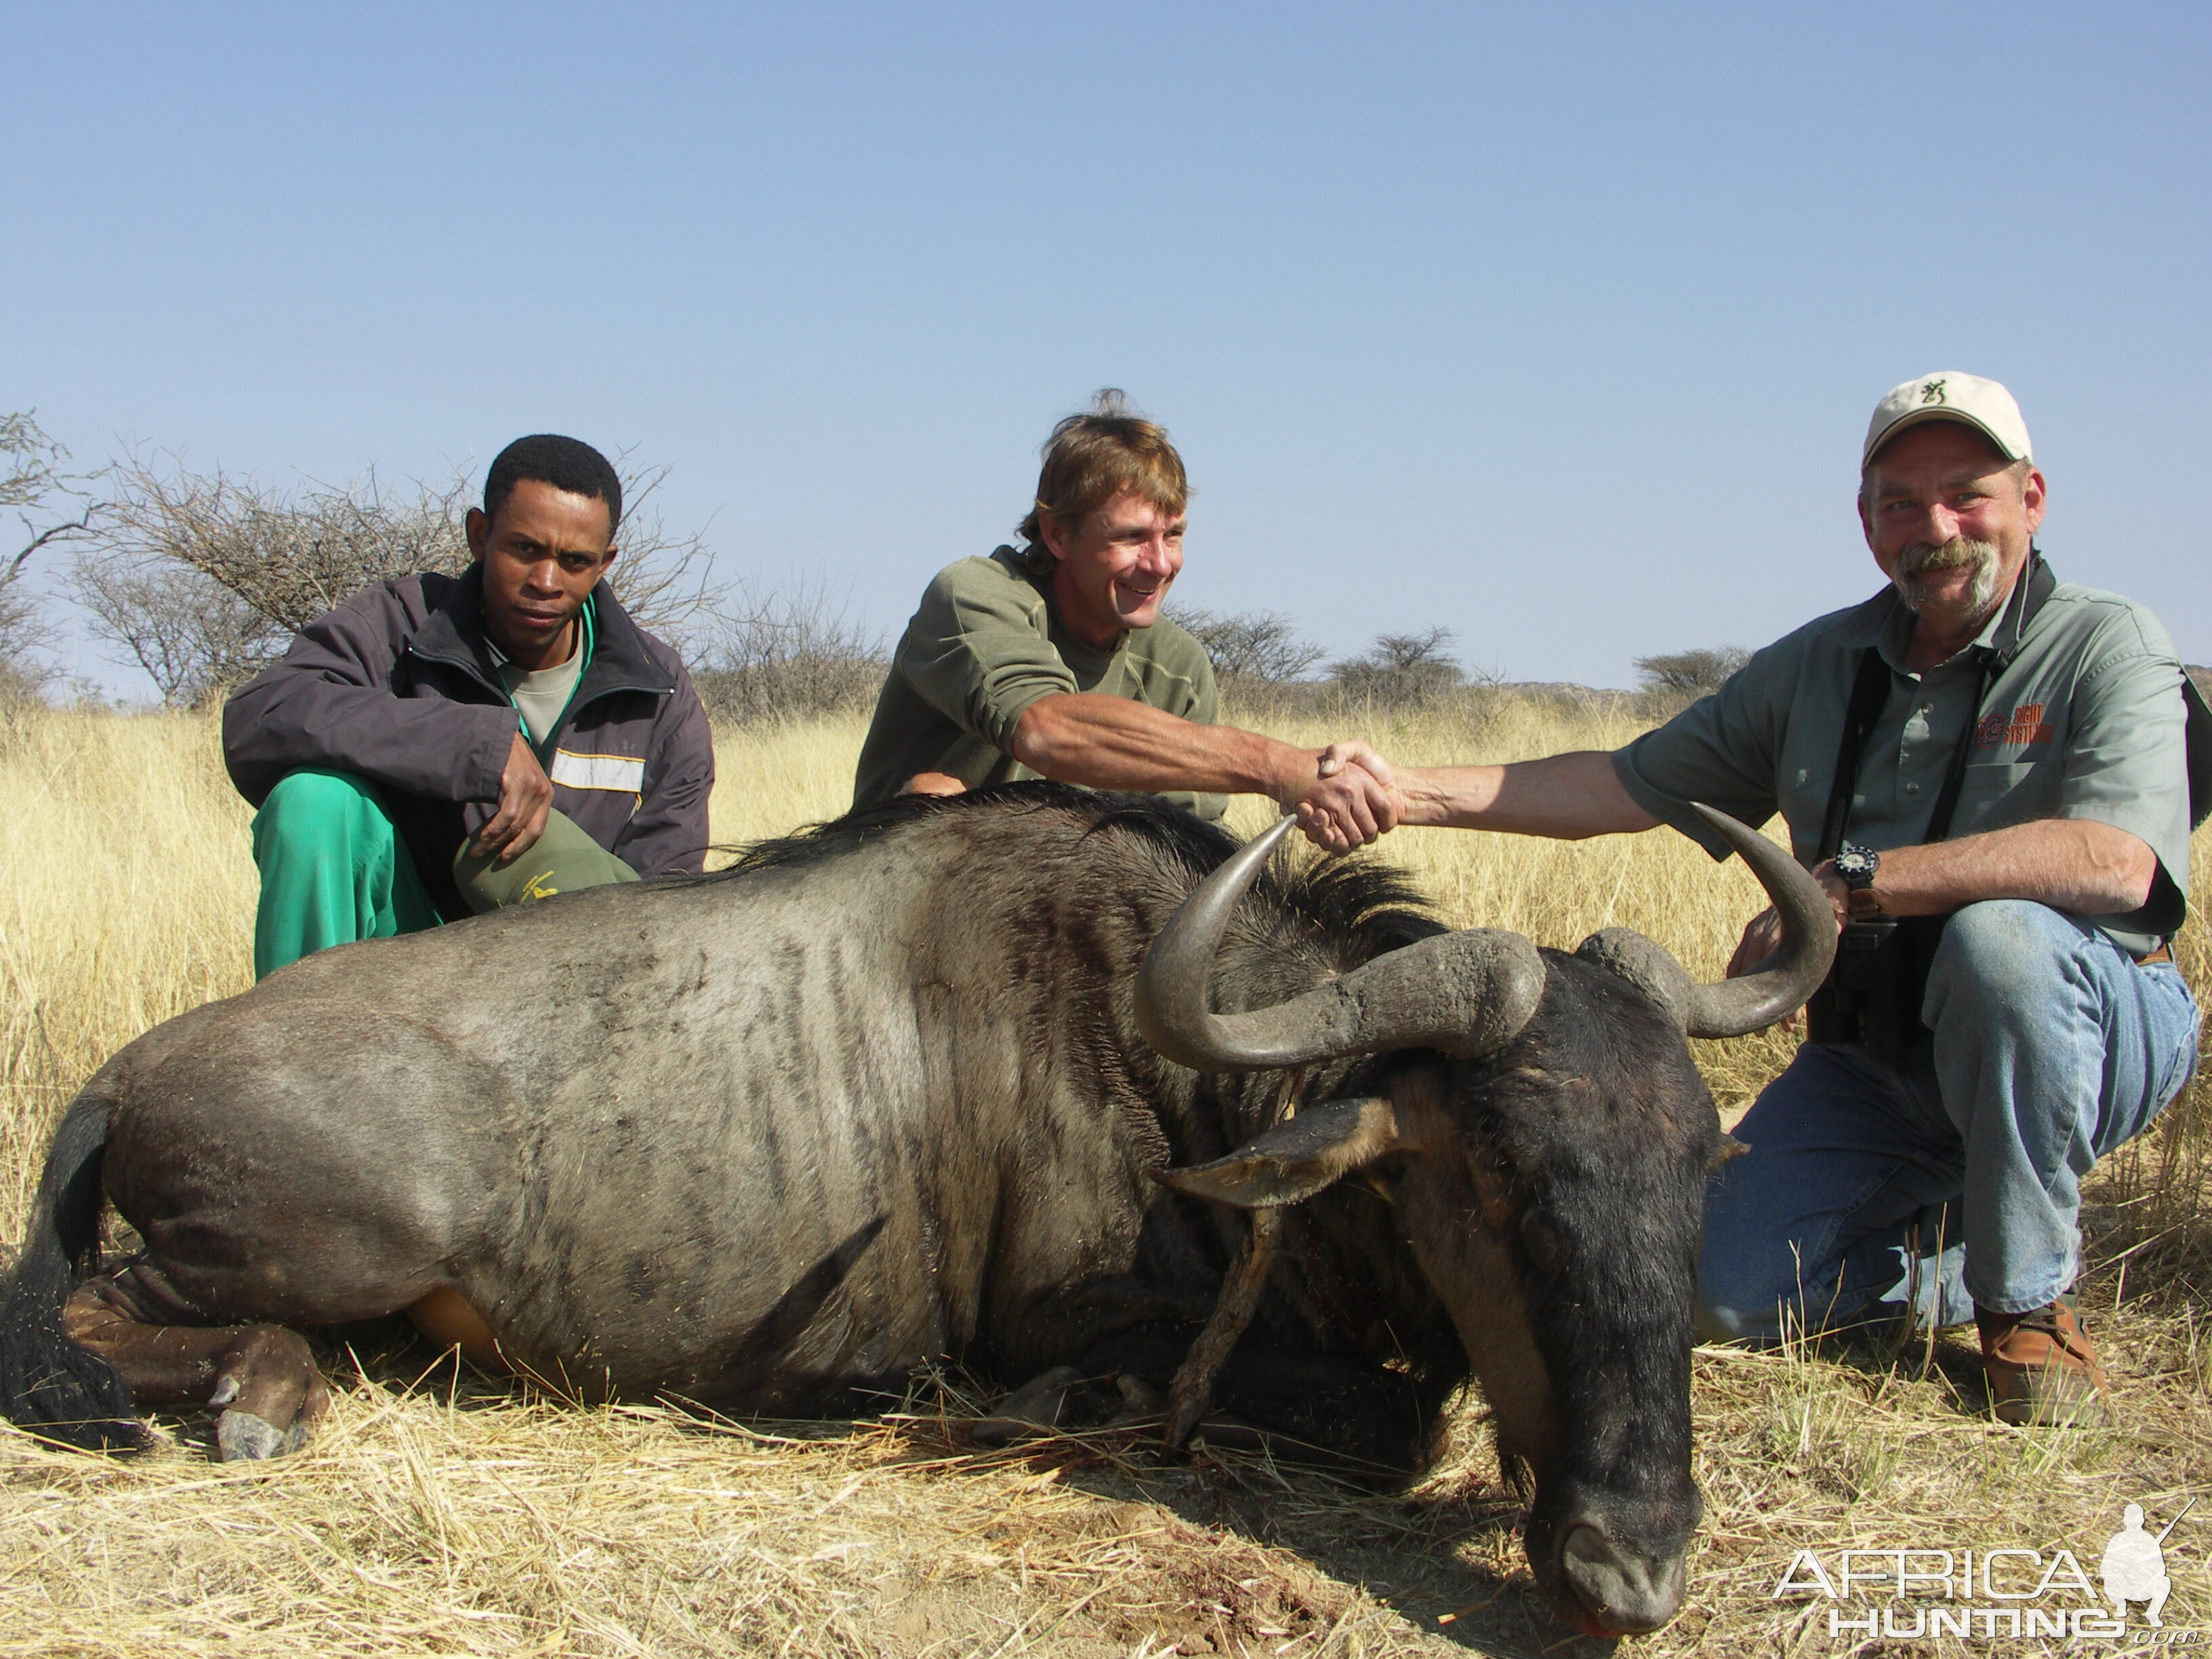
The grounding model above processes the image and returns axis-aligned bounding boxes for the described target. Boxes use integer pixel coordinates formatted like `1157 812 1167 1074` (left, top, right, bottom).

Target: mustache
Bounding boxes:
1890 535 2001 617
1896 535 1999 574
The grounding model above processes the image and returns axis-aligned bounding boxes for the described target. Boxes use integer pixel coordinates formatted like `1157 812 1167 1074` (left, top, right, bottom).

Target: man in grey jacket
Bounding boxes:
223 434 715 978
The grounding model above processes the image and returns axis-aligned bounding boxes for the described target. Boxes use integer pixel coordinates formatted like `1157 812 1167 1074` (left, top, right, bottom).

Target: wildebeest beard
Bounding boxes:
1890 535 2001 617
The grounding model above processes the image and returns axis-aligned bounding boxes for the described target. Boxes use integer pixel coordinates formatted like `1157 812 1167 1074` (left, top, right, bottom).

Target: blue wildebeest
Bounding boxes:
1 786 1830 1637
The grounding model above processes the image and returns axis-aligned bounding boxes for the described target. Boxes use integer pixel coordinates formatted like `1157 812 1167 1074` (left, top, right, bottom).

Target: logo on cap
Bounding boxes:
1920 379 1948 405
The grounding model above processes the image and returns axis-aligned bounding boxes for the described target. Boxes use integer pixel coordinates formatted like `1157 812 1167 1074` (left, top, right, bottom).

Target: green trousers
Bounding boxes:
251 769 638 979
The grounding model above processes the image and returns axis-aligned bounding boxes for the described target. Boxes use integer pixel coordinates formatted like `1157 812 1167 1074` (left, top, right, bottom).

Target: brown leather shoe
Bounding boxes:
1976 1298 2110 1427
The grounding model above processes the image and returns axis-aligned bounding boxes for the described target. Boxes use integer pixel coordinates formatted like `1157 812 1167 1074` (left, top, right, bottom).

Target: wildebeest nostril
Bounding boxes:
1560 1523 1685 1636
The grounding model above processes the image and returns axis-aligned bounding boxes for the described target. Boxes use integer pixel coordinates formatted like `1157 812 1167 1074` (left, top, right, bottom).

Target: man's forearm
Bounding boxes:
1394 751 1661 839
1010 693 1311 802
224 672 517 806
1863 819 2156 918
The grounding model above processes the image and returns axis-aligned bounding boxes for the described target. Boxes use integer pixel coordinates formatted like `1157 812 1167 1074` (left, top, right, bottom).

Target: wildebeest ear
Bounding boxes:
1710 1132 1749 1170
1152 1097 1404 1209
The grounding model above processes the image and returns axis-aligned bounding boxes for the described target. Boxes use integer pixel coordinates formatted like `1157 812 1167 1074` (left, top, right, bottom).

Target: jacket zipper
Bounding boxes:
405 644 672 755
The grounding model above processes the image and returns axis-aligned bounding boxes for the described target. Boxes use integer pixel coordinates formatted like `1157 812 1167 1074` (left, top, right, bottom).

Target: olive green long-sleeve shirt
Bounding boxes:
1612 569 2193 950
854 544 1225 821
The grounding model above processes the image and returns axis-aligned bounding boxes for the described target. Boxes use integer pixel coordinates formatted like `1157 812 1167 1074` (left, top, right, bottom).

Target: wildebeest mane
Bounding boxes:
697 781 1124 877
696 782 1444 968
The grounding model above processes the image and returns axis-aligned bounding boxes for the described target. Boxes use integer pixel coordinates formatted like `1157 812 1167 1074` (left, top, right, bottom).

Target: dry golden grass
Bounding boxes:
1 697 2206 1656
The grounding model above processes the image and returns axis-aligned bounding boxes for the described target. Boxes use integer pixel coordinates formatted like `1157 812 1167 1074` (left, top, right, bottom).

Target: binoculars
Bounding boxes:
1804 914 1951 1061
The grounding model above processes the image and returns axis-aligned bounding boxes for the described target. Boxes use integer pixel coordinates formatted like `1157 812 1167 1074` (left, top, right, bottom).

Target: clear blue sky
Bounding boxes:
5 3 2207 693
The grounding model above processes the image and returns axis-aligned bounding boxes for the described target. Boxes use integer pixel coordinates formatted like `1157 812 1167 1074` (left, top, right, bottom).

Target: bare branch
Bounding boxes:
692 577 887 725
1164 606 1327 687
72 553 284 708
2 504 102 592
79 448 731 705
1 409 107 701
94 455 475 634
598 451 723 649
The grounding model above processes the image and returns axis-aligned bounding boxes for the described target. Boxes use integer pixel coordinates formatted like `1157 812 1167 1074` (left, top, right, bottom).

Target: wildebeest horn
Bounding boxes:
1575 803 1835 1038
1134 816 1547 1072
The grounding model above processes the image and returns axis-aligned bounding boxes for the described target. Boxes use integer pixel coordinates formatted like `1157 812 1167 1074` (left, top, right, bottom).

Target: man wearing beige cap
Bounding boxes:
1346 372 2203 1425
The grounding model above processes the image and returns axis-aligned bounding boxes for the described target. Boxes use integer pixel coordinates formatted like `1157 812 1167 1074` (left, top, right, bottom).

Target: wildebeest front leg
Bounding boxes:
63 1266 329 1460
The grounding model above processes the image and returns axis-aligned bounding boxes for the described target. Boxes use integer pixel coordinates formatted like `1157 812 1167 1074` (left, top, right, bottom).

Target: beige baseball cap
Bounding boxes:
1862 371 2034 470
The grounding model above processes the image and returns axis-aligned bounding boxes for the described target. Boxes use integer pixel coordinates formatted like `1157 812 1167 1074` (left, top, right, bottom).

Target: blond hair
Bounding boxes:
1018 389 1189 546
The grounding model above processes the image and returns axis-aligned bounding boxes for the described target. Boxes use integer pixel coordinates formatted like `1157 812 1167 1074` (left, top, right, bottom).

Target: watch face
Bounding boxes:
1835 846 1879 884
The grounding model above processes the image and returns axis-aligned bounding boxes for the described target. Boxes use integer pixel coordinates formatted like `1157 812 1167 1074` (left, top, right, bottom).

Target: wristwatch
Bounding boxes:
1833 843 1881 893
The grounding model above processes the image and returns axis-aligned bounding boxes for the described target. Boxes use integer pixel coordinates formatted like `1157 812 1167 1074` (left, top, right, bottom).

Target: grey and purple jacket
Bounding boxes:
223 567 714 920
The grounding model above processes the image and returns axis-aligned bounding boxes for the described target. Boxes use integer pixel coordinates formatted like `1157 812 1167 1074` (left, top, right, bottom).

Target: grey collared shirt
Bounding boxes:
1612 570 2192 950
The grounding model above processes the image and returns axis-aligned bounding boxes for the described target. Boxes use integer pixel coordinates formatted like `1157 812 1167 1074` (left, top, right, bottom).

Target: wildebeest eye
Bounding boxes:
1519 1209 1566 1275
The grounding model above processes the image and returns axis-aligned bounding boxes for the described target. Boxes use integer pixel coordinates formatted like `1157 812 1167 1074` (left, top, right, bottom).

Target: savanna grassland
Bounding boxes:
1 696 2207 1658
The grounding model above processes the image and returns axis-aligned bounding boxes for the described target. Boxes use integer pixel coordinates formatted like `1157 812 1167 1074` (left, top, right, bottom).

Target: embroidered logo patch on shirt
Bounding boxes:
550 750 647 792
1974 701 2055 748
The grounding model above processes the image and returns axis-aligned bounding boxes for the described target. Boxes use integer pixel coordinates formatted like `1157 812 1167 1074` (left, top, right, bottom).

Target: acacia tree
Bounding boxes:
1 411 104 699
1329 626 1466 710
1633 646 1749 710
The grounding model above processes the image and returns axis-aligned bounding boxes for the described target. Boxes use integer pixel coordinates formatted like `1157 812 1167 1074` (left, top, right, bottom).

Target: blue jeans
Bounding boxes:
1698 900 2200 1339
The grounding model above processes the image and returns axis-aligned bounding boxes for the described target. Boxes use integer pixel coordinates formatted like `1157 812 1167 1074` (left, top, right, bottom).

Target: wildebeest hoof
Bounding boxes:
216 1408 308 1462
1104 1372 1169 1425
1115 1373 1166 1414
1186 1410 1265 1453
969 1365 1082 1446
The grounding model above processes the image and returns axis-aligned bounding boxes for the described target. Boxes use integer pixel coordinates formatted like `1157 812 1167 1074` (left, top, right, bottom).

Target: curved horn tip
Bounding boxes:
1133 813 1307 1074
1246 813 1298 865
1677 801 1837 1040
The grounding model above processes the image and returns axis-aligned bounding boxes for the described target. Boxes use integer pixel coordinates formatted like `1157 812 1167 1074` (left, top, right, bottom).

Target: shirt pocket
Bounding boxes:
1951 758 2053 834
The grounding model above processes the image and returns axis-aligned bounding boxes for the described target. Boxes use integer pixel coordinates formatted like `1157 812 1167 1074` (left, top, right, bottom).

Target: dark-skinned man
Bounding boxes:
1336 373 2201 1426
854 392 1395 846
224 434 714 978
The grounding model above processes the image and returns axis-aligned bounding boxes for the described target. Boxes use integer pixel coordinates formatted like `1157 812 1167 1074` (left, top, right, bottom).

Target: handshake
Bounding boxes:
1290 741 1404 854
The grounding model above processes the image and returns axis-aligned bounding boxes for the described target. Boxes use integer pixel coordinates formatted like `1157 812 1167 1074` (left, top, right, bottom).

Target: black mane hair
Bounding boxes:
705 781 1446 964
484 434 623 533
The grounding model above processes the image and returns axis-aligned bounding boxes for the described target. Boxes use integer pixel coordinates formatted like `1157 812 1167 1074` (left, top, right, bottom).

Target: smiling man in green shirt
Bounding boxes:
855 391 1396 845
1348 373 2202 1427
